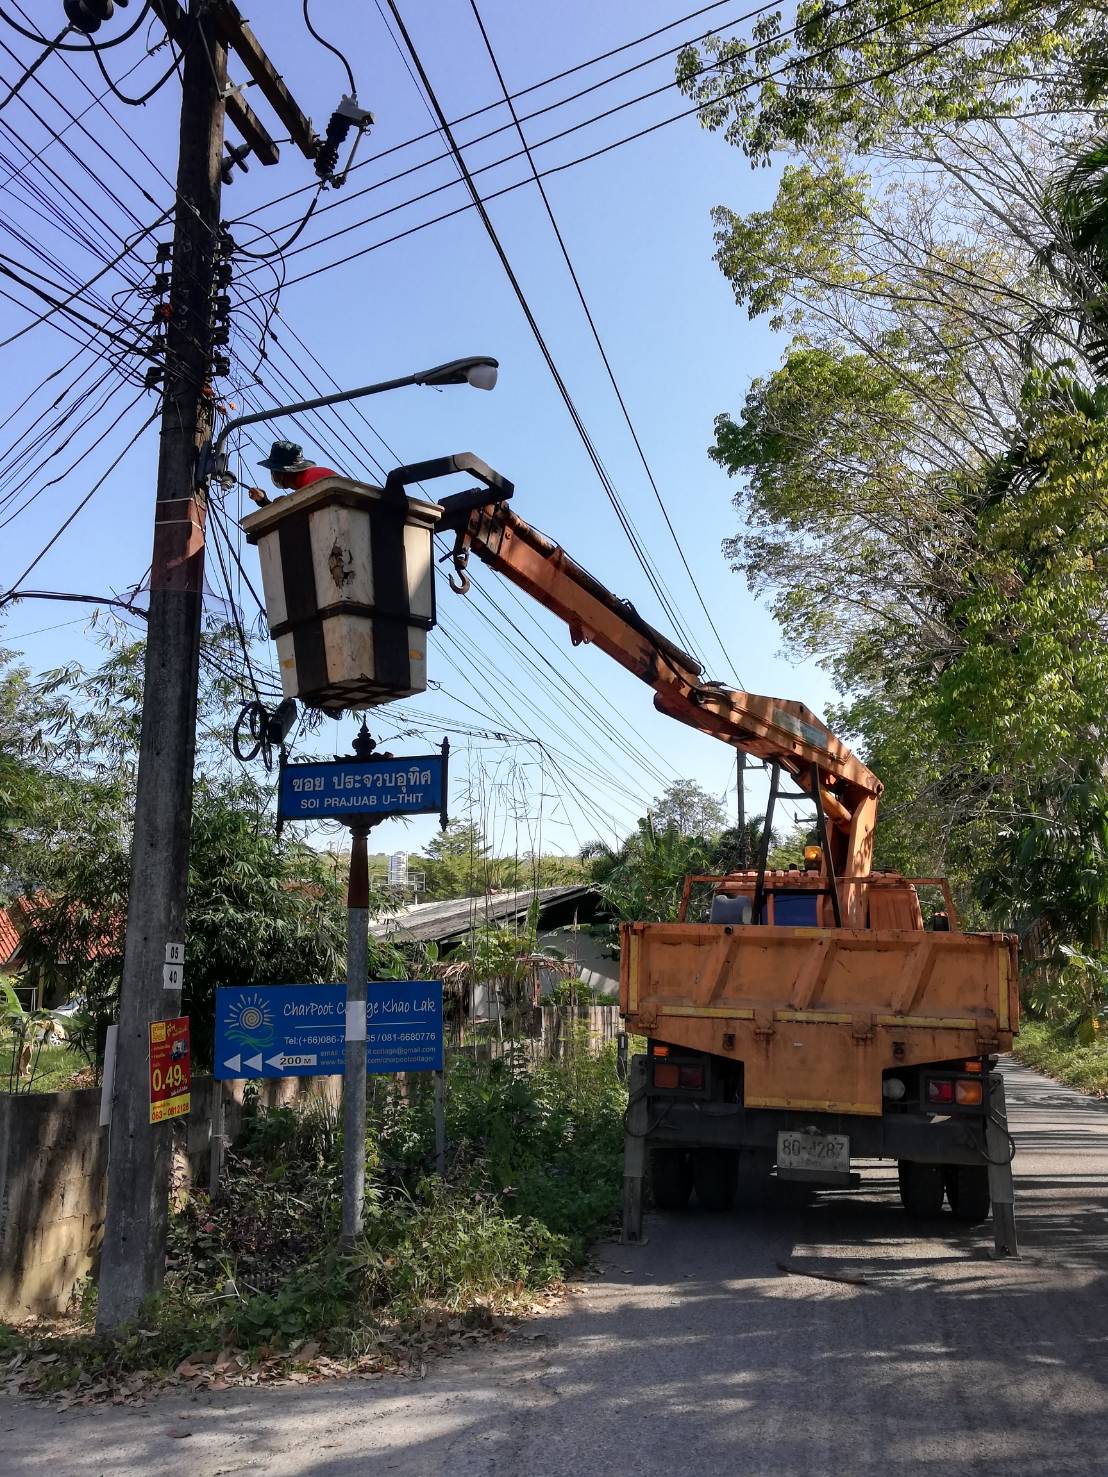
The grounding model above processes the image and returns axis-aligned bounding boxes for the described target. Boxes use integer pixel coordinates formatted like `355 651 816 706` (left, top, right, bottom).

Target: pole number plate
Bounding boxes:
777 1130 849 1175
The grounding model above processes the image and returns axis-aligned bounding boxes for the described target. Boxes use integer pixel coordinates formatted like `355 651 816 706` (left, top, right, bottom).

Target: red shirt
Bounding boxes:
285 465 339 490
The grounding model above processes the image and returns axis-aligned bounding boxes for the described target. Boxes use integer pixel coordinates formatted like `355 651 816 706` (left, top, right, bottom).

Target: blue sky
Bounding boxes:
0 0 831 856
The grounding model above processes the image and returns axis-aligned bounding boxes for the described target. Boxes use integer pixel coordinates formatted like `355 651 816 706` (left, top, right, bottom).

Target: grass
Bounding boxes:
0 1042 626 1399
1011 1018 1108 1096
0 1037 92 1095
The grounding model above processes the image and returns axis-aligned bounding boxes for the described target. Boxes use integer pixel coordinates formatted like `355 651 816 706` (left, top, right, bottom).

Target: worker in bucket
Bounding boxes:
247 439 340 505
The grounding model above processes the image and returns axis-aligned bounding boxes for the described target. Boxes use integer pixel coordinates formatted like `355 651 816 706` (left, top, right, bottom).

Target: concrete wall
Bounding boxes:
536 924 620 997
0 1073 341 1322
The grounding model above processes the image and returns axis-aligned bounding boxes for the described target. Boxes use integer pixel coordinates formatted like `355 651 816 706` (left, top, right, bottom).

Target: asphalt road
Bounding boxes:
7 1059 1108 1477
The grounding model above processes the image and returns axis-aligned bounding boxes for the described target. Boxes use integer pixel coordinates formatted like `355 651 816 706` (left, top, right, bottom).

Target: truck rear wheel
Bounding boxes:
898 1161 945 1219
692 1148 738 1211
945 1165 991 1223
650 1148 693 1210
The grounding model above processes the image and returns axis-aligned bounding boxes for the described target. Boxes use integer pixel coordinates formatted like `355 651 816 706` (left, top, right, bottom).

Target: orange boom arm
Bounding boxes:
440 501 880 884
381 453 882 909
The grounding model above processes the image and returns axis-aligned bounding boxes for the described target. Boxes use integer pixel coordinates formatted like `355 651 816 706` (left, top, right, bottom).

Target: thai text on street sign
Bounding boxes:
149 1016 190 1123
214 983 444 1080
277 749 447 824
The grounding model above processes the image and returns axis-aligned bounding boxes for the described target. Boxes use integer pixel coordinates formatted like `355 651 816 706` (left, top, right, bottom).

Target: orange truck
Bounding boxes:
401 456 1019 1256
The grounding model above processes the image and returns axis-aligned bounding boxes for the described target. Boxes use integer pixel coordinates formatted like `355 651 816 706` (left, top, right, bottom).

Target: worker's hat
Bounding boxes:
259 439 314 473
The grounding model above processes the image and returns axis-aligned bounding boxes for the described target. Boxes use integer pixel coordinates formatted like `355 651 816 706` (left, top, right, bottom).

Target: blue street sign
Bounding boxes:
278 751 446 822
214 983 444 1080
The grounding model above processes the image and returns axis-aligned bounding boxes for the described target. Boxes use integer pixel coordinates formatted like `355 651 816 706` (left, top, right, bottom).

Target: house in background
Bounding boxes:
0 897 115 1011
370 884 618 1018
1 905 25 988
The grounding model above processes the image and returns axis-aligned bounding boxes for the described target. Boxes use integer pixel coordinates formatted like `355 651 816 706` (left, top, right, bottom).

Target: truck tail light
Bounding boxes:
679 1065 704 1090
927 1078 954 1104
956 1079 983 1106
654 1062 679 1089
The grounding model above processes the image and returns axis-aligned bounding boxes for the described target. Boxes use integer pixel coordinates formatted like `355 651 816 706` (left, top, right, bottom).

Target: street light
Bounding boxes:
201 355 499 484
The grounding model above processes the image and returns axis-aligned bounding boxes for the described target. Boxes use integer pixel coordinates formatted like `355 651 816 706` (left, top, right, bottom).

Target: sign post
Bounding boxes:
215 984 444 1080
259 720 450 1243
343 815 372 1247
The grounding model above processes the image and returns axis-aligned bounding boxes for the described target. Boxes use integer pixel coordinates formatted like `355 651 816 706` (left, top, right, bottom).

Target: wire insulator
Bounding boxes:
314 109 353 184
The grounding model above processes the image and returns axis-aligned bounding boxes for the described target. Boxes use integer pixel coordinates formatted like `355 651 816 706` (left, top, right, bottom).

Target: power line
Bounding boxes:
234 0 952 302
2 399 157 599
0 24 67 114
231 0 780 229
302 0 356 99
467 0 744 687
0 3 152 52
385 0 707 664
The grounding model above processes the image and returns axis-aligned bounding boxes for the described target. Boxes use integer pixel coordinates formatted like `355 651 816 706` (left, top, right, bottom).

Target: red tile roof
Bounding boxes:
0 906 22 967
0 896 120 968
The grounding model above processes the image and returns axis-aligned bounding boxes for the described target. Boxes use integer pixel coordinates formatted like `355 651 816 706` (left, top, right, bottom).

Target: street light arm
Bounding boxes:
200 355 499 485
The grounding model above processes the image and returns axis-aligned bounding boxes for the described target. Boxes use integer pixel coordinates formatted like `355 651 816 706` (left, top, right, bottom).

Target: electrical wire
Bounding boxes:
231 190 323 260
467 0 744 687
230 0 780 228
0 25 67 113
0 205 171 348
2 399 157 599
302 0 356 98
237 0 828 257
0 2 151 51
235 0 955 300
385 0 706 662
88 19 191 108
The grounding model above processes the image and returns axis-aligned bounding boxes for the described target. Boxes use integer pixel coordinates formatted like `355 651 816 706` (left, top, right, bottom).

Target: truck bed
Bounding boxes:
620 922 1018 1114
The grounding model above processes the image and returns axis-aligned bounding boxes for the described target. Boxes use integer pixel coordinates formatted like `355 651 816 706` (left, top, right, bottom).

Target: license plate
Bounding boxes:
777 1130 850 1175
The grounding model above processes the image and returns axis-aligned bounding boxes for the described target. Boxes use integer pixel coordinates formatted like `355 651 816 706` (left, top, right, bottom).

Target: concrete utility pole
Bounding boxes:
96 4 228 1333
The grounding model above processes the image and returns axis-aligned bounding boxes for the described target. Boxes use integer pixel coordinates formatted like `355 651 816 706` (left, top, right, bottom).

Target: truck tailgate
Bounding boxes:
620 923 1018 1115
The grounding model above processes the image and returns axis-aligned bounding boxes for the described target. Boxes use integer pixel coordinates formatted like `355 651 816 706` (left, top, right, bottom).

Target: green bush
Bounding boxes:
1011 1018 1108 1096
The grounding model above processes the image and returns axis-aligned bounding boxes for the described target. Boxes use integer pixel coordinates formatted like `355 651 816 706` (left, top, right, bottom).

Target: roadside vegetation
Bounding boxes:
1 1043 625 1399
1011 1021 1108 1097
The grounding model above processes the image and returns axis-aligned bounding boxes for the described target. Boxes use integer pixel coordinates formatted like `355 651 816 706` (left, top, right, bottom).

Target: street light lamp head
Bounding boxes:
418 356 499 391
464 359 498 391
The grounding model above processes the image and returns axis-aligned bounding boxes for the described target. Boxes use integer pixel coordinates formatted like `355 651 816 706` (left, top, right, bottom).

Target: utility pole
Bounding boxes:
92 2 322 1333
96 3 228 1333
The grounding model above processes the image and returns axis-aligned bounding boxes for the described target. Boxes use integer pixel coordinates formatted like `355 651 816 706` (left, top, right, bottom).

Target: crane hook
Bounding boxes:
447 546 471 595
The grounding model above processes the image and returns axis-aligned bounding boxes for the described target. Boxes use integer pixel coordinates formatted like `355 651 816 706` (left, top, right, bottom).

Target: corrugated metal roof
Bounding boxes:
370 884 594 945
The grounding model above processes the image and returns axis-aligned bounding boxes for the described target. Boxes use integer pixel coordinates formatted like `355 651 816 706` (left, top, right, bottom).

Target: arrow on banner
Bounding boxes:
265 1052 319 1070
223 1054 241 1074
245 1053 263 1072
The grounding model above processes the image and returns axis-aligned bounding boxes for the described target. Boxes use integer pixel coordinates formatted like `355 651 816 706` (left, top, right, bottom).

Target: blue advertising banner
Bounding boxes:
214 983 444 1079
366 981 444 1074
278 753 445 822
215 985 345 1079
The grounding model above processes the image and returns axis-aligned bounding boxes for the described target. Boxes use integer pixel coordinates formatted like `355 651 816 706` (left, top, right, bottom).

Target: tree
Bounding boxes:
3 627 383 1067
418 821 490 900
586 817 712 924
649 779 726 839
710 816 774 873
674 2 1108 933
